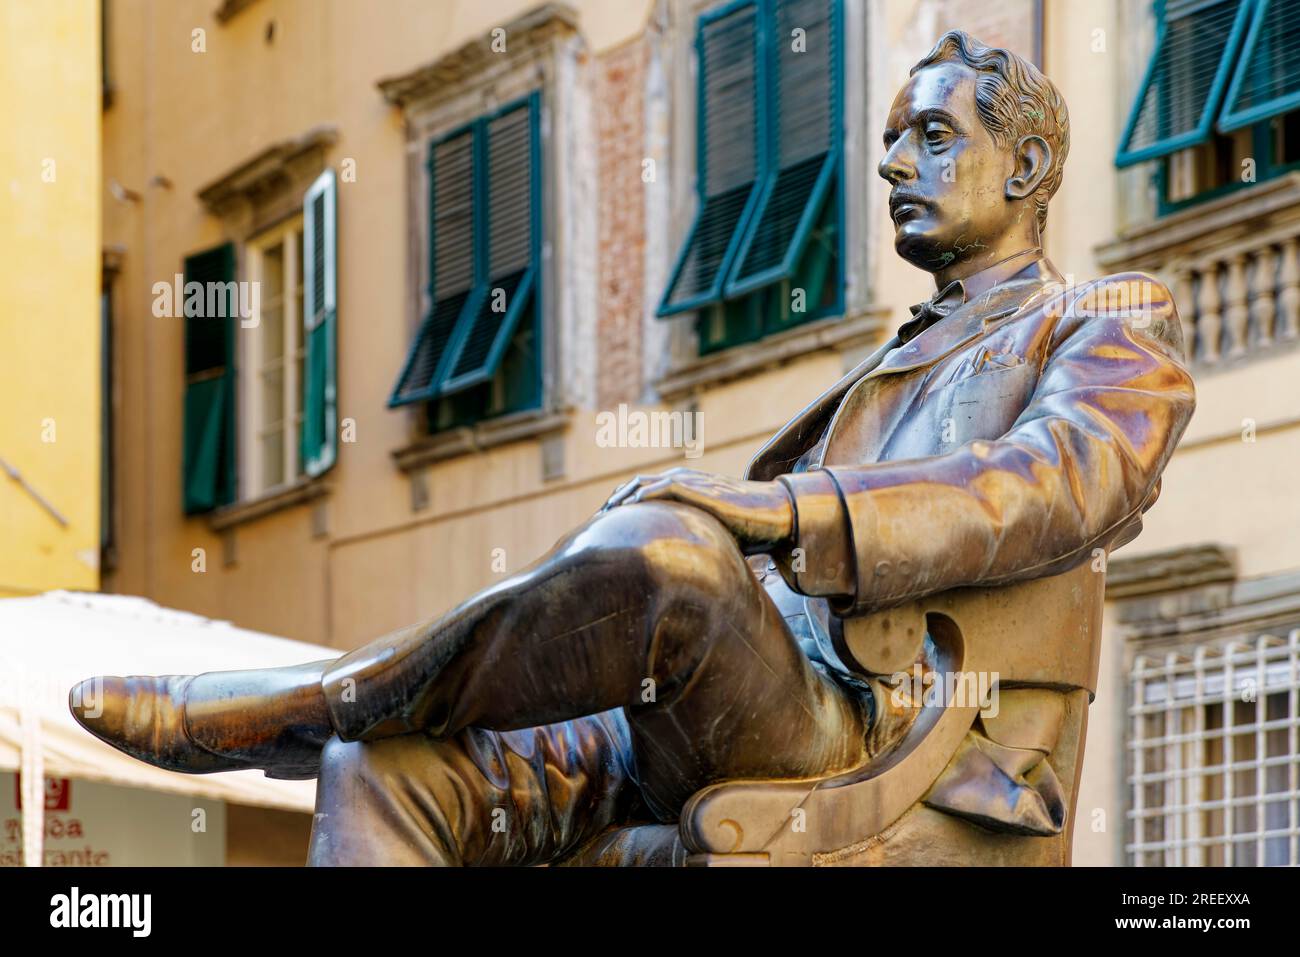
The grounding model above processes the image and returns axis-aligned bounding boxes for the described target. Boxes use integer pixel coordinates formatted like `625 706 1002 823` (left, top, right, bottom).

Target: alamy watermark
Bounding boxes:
595 403 704 459
151 274 260 327
889 666 1000 718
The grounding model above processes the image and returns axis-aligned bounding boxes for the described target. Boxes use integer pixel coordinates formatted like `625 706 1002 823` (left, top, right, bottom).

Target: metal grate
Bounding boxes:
1127 628 1300 866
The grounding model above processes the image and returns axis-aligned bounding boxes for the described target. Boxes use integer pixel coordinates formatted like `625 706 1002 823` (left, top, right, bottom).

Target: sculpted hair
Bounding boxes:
911 30 1070 234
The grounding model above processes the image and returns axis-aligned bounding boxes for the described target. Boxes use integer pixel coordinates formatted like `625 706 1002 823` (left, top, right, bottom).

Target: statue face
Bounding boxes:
879 61 1021 275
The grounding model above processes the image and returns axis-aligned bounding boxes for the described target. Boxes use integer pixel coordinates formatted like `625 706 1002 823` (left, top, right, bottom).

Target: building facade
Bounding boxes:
100 0 1300 866
0 0 101 597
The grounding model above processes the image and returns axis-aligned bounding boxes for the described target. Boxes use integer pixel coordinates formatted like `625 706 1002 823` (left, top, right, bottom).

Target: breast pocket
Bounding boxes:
935 358 1036 449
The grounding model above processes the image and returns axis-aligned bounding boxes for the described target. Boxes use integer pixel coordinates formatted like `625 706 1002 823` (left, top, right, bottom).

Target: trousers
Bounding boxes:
306 503 874 866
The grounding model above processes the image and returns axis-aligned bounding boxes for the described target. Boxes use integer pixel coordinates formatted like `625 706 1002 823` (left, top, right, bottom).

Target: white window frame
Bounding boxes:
1128 628 1300 866
241 216 306 499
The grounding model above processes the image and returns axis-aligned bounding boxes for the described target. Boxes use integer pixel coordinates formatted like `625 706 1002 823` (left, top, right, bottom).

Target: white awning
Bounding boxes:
0 591 340 817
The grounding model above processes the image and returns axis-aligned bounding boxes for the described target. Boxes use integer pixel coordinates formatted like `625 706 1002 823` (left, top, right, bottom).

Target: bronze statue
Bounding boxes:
70 31 1195 866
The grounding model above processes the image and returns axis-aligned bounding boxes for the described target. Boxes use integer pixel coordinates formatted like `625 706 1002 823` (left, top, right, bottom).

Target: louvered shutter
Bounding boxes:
727 0 839 296
389 128 477 406
1116 0 1256 167
440 96 538 395
1220 0 1300 131
302 168 337 476
657 1 764 316
182 243 237 514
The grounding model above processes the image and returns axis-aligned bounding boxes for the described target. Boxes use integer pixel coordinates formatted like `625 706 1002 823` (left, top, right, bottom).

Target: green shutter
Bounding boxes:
440 98 538 395
390 96 540 408
182 243 237 514
657 1 764 317
389 127 477 407
726 0 839 297
1115 0 1255 168
302 168 337 476
1219 0 1300 131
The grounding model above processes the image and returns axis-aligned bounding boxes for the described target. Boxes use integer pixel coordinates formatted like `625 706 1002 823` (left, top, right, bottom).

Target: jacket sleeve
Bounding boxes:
772 274 1197 613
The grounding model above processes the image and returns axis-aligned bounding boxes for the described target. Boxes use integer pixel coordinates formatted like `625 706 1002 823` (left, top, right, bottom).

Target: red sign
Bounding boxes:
13 775 71 812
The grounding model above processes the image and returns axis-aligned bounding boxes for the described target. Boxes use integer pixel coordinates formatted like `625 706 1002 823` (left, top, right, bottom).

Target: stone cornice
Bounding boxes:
1106 543 1237 600
196 125 338 214
391 408 572 473
655 308 890 401
208 476 331 533
375 3 581 110
1095 173 1300 271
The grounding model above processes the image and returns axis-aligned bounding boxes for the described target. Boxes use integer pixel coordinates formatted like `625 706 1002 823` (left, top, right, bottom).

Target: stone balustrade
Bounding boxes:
1096 173 1300 366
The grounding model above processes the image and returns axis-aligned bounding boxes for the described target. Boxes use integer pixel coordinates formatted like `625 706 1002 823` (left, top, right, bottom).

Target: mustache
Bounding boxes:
888 190 930 213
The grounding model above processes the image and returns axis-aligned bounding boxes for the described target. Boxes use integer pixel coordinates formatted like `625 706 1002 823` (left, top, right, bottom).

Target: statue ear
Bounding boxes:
1006 135 1051 202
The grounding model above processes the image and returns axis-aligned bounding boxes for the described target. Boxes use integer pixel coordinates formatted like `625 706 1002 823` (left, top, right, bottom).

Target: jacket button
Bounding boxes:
874 560 892 577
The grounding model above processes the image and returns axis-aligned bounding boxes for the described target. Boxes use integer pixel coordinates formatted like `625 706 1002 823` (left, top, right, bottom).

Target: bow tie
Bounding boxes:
900 280 966 344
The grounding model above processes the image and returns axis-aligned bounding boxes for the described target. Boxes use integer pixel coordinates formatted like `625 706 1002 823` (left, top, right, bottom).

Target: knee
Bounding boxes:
317 736 371 792
317 734 416 795
580 502 752 593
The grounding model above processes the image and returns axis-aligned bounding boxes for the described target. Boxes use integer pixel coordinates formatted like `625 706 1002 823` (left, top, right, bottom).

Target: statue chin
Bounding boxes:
892 227 947 275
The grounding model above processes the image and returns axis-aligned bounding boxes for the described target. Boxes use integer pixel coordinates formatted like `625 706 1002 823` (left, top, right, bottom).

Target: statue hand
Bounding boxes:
602 467 793 553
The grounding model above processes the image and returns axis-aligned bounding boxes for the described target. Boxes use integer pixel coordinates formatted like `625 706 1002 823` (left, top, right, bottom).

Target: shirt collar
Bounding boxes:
956 246 1046 301
898 247 1047 345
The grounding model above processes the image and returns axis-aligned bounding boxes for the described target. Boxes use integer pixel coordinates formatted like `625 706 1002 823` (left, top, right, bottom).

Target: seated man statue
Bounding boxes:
71 31 1195 866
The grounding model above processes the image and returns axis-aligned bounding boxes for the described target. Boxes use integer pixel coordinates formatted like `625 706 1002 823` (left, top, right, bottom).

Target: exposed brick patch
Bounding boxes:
595 38 648 409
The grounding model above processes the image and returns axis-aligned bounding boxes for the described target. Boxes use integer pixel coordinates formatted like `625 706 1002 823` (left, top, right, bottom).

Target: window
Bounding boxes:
244 219 306 496
182 244 238 514
658 0 844 355
388 94 542 432
1128 629 1300 866
182 169 337 514
1118 0 1300 210
1219 0 1300 131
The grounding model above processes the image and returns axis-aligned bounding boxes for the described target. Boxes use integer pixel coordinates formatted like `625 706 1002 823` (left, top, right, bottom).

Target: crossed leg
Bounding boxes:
307 711 647 866
308 502 871 865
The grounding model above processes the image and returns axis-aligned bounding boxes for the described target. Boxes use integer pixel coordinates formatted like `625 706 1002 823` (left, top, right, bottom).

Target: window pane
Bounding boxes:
262 366 284 428
261 428 285 490
262 303 284 362
262 242 284 304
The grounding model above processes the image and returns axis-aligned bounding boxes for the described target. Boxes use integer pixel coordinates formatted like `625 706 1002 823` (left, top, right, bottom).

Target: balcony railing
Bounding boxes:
1096 173 1300 366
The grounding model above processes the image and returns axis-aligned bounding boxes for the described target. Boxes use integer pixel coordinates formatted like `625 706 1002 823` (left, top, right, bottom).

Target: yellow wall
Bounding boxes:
0 0 101 596
100 0 1300 868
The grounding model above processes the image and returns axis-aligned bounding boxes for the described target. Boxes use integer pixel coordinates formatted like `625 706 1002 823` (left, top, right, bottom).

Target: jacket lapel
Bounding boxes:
744 335 899 481
866 276 1055 380
745 260 1064 480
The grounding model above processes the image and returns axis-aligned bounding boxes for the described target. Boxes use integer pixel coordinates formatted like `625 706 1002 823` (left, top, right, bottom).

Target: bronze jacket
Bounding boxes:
720 258 1196 855
748 258 1196 615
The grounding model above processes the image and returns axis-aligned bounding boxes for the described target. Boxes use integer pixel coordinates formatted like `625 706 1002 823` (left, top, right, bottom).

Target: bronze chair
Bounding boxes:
570 561 1102 867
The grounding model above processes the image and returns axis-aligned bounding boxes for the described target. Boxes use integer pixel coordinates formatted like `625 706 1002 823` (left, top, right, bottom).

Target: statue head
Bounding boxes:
879 30 1070 283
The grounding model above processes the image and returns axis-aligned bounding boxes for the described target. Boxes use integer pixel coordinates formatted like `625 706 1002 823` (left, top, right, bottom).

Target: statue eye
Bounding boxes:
924 124 955 146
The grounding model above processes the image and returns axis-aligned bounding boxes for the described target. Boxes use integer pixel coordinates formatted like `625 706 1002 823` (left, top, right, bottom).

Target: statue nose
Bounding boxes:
878 154 914 186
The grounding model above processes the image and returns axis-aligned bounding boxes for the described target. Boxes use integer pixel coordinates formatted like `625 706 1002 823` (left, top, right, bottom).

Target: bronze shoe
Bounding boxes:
69 661 336 780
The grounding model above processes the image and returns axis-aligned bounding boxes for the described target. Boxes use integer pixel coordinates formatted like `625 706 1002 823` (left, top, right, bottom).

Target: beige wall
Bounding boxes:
103 0 1300 867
